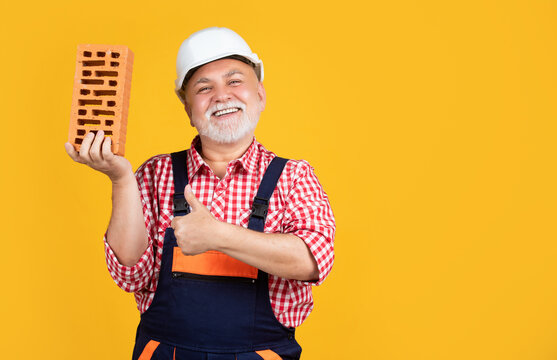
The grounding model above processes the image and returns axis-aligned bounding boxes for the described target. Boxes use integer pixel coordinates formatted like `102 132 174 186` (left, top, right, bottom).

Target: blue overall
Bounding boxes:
132 150 302 360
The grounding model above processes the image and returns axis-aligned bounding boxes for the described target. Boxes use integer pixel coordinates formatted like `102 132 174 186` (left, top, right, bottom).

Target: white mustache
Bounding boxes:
206 101 246 118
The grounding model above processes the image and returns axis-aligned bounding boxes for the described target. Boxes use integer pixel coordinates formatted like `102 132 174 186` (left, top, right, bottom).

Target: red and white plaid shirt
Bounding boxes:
104 136 335 328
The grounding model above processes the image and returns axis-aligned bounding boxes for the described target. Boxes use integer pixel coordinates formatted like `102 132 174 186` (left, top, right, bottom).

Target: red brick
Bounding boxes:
68 44 134 156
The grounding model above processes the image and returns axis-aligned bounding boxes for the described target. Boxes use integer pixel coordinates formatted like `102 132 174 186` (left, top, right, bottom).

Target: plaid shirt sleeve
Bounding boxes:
281 160 336 286
103 157 163 293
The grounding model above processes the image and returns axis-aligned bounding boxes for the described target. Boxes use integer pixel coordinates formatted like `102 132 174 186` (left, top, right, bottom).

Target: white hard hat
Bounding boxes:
175 27 264 104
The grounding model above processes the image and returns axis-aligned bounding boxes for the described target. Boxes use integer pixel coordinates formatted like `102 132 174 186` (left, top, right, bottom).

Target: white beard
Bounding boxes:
196 100 259 144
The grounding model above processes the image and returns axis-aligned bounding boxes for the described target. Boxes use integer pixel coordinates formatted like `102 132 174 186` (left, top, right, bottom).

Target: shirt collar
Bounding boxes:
186 136 206 182
187 135 261 181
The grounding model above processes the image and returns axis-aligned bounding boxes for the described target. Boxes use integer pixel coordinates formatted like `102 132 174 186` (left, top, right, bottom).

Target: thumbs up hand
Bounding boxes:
171 184 221 255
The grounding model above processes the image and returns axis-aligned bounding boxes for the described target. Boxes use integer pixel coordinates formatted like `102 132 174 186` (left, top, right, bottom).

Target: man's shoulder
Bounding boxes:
138 153 172 166
260 150 316 187
280 158 315 183
135 153 173 177
255 141 313 174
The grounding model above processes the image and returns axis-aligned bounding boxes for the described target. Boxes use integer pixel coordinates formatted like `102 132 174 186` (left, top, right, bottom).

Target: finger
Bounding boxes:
78 131 96 163
184 184 204 211
101 136 115 162
65 142 85 163
89 130 105 163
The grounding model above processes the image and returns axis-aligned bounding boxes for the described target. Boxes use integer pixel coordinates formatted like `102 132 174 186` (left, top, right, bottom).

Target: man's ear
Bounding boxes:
257 82 267 112
184 98 194 126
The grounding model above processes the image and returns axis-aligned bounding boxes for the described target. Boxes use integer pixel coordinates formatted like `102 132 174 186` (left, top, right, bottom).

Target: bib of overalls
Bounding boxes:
132 150 302 360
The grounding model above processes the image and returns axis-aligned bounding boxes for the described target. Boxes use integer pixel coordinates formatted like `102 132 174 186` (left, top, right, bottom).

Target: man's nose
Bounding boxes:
213 84 232 102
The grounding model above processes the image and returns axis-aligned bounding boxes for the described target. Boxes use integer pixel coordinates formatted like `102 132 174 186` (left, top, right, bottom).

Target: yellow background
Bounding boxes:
1 0 556 359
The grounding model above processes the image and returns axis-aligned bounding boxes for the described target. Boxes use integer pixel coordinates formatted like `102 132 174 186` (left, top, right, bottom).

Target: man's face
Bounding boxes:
183 58 266 144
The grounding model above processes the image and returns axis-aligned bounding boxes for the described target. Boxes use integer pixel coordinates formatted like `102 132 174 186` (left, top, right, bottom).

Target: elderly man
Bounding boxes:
65 27 335 360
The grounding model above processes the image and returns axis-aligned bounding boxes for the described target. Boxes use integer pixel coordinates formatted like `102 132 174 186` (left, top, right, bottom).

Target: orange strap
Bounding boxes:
255 349 282 360
172 247 258 279
138 340 160 360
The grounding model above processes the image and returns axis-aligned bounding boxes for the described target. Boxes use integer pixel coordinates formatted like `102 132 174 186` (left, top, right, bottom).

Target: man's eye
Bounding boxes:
198 87 211 93
229 80 241 85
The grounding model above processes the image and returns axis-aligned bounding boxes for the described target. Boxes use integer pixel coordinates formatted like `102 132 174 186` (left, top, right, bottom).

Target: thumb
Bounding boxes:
184 184 204 211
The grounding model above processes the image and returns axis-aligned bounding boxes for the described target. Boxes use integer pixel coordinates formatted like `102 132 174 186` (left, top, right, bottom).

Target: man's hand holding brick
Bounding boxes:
64 130 132 182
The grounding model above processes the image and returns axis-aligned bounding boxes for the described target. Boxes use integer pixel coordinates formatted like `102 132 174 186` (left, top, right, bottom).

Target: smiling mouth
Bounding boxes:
213 107 241 117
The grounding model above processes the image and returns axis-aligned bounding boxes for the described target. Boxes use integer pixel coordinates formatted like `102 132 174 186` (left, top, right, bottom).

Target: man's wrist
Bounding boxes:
111 171 136 187
212 221 237 252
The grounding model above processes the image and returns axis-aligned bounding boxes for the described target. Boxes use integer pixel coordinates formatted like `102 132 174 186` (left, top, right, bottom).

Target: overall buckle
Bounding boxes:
173 193 189 213
251 196 269 219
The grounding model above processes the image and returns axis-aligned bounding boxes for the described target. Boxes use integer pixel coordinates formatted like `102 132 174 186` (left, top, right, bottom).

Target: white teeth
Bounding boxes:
214 108 239 117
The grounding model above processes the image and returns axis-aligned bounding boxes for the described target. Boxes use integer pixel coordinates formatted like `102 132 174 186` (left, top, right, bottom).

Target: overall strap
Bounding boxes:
170 150 190 217
248 156 289 232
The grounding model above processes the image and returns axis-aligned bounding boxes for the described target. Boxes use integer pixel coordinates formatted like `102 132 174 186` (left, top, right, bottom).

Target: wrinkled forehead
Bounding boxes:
182 56 257 90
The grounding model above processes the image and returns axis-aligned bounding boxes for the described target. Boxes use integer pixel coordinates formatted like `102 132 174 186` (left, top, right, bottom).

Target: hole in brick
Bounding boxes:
111 52 120 58
93 109 115 116
78 119 102 126
95 71 118 77
97 51 106 57
75 138 83 144
109 80 117 86
82 70 92 76
93 90 117 96
107 101 116 107
80 89 90 95
78 109 87 115
110 62 119 67
77 129 86 136
83 51 92 57
78 99 102 106
81 79 104 85
105 120 114 126
104 130 113 135
83 60 105 66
